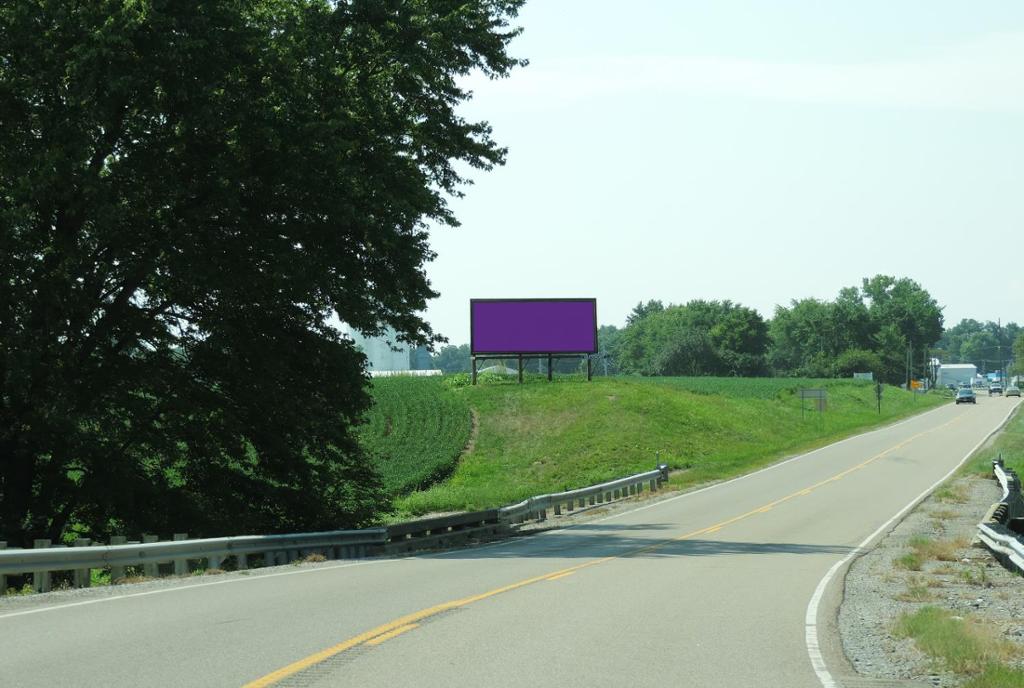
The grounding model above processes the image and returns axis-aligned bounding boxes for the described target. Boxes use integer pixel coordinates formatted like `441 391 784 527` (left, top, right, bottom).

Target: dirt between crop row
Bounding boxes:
839 473 1024 686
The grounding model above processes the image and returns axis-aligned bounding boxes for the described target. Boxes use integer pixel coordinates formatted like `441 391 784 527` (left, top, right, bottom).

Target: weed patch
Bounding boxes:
934 485 969 504
895 607 1020 674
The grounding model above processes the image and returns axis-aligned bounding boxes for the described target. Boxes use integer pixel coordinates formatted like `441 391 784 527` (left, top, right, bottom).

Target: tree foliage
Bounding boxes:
768 275 942 384
616 300 768 376
0 0 524 545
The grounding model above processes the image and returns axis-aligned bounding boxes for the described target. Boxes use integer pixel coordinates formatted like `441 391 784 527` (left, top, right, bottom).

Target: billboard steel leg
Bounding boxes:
587 356 592 381
518 354 523 384
548 354 552 382
472 356 477 385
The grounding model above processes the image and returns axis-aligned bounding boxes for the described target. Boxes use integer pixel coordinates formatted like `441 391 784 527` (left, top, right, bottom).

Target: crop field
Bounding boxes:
394 375 947 516
358 377 472 496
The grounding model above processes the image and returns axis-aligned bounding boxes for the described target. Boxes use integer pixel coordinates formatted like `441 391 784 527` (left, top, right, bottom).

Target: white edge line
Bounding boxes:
804 398 1022 688
0 397 959 621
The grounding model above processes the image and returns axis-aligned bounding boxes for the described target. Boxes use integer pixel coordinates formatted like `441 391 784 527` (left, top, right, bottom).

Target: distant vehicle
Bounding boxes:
955 388 976 404
989 384 1003 396
972 380 987 389
1005 386 1020 398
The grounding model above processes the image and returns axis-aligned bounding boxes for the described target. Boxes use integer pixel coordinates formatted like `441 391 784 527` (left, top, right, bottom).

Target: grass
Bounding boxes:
896 536 967 571
896 576 936 602
392 375 945 516
934 484 969 504
895 606 1021 675
963 665 1024 688
896 552 924 571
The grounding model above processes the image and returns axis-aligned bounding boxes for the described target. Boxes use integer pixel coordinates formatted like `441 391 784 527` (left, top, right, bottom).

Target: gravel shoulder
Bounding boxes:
839 472 1024 686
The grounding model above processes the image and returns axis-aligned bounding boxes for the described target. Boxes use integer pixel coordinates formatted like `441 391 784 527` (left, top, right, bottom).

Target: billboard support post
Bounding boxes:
518 354 524 384
547 355 552 382
587 356 592 381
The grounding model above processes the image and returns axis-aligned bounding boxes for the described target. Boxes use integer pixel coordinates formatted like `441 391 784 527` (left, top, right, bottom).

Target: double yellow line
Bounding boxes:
244 413 963 687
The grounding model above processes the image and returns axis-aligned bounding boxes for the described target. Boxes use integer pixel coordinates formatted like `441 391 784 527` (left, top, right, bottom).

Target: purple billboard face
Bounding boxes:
471 299 598 354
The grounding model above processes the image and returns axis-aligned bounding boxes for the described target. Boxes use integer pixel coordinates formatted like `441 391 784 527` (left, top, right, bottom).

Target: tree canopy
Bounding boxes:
767 275 942 383
0 0 525 545
615 300 769 377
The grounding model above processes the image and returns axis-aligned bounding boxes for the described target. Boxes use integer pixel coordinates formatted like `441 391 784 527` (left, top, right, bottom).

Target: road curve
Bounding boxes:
1 396 1019 688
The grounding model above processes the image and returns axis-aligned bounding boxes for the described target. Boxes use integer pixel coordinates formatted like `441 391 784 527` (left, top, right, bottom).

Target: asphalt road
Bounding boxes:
1 395 1019 688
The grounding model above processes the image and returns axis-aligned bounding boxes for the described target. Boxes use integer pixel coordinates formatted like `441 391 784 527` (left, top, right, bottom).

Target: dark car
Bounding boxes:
955 388 976 404
989 384 1003 396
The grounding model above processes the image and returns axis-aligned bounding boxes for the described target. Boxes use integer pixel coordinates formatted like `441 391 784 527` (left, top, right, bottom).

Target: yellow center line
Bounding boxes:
365 623 419 646
546 571 576 581
242 413 965 687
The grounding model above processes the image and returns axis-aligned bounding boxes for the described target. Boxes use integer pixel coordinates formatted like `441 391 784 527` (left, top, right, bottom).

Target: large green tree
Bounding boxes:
616 300 768 376
0 0 524 545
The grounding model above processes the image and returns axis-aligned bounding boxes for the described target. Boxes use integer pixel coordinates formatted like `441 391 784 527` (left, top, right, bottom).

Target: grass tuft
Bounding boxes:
895 607 1020 674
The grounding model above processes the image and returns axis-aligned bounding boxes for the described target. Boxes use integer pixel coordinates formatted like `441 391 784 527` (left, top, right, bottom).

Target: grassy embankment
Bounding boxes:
962 398 1024 477
362 374 945 518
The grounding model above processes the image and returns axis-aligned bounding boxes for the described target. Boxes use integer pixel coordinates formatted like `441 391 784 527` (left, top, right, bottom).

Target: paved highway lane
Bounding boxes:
1 396 1019 688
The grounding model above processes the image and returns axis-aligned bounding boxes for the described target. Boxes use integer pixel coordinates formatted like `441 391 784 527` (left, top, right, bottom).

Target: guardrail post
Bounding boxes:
109 536 127 581
73 538 91 588
172 533 189 575
0 541 6 593
589 494 595 505
235 548 249 570
553 503 562 516
207 554 223 571
142 534 159 577
32 539 51 593
566 499 574 511
649 478 657 491
537 506 546 522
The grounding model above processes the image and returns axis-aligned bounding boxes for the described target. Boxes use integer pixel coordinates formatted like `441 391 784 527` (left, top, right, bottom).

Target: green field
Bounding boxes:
357 376 472 496
370 374 945 517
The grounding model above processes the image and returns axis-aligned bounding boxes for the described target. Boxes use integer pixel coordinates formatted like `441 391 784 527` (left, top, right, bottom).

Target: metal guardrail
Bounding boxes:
0 528 387 593
0 465 670 594
499 464 669 524
976 458 1024 575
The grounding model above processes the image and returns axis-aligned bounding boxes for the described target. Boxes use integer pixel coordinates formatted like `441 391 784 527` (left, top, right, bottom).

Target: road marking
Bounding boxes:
243 409 979 687
804 399 1021 688
365 623 418 646
546 571 575 581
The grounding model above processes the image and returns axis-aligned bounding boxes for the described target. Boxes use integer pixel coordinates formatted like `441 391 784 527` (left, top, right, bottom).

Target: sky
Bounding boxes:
420 1 1024 346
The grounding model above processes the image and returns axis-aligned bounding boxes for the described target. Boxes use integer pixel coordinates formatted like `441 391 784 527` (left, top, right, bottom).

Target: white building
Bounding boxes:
936 363 977 388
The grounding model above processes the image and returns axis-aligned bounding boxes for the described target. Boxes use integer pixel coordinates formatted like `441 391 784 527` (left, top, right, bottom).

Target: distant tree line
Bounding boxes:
933 320 1021 376
435 275 952 385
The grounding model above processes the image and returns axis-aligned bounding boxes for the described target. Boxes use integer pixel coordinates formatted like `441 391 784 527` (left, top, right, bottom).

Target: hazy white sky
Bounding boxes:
422 1 1024 346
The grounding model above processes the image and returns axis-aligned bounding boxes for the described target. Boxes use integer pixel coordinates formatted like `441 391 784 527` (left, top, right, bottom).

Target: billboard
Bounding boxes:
471 299 598 354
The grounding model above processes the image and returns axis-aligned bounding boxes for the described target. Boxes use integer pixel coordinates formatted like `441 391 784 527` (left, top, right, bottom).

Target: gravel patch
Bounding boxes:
840 474 1024 686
